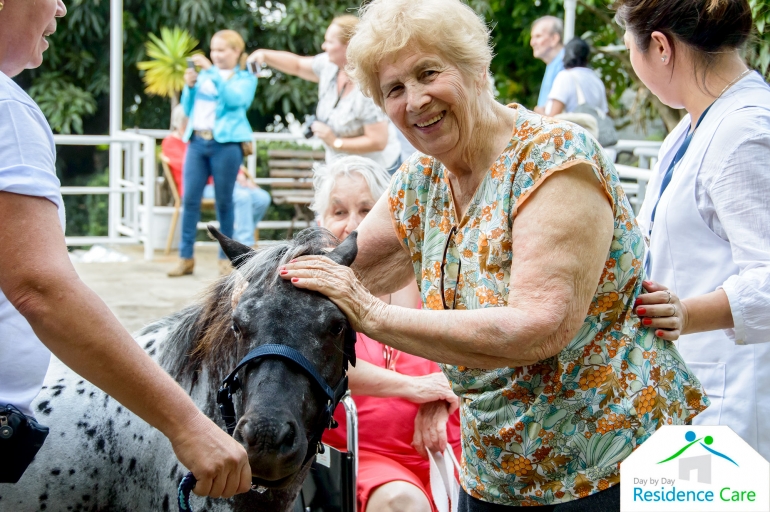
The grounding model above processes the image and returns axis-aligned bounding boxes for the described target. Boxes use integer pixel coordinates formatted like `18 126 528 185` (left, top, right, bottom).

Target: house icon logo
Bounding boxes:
620 426 769 511
657 430 739 484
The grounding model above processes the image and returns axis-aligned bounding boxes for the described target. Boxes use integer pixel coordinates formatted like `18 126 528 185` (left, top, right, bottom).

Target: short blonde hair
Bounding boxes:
311 156 391 219
331 15 359 45
212 29 248 70
346 0 493 107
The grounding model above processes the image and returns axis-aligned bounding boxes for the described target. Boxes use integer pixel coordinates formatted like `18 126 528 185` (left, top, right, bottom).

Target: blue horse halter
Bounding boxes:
216 343 352 447
179 335 356 512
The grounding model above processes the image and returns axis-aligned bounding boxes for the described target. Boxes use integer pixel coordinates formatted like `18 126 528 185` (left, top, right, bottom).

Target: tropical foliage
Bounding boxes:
18 0 770 136
137 27 201 110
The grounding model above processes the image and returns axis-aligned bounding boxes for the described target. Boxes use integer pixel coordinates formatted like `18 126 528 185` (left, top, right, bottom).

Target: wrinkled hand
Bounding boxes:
169 412 252 498
247 50 267 66
184 68 199 88
279 255 380 332
406 372 459 413
412 401 450 460
311 121 336 146
635 280 688 341
191 53 212 70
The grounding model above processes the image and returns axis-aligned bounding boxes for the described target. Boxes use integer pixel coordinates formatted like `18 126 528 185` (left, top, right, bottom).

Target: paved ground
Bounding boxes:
73 244 224 333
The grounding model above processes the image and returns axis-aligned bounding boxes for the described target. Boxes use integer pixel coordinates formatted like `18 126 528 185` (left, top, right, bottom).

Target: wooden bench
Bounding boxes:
266 149 326 235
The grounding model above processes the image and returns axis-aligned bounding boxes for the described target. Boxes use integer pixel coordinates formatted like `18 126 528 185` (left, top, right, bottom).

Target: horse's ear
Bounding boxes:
207 224 255 269
328 231 358 267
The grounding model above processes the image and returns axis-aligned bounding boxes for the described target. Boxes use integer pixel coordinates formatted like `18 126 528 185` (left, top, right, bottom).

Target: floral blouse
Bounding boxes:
388 104 709 506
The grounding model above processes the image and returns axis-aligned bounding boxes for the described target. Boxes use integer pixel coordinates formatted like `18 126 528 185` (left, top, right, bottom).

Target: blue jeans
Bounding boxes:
233 185 271 246
179 136 242 259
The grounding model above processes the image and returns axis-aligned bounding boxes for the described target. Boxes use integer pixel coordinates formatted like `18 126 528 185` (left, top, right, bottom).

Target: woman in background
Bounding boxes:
546 37 608 116
247 16 402 172
168 30 257 277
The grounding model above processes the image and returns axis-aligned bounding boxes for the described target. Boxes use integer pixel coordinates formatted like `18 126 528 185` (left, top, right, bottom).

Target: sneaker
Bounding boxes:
218 259 233 276
167 258 194 277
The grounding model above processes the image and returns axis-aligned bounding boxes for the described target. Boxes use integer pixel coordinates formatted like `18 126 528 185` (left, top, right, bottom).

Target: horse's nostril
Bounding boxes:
240 417 300 454
277 421 297 452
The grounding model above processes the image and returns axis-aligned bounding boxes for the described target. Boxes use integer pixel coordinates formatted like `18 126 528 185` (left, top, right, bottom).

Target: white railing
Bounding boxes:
58 130 320 260
129 128 320 181
56 132 658 259
56 131 156 260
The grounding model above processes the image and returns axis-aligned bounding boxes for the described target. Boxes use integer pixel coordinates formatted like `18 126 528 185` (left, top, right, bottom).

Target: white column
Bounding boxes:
108 0 123 240
564 0 577 43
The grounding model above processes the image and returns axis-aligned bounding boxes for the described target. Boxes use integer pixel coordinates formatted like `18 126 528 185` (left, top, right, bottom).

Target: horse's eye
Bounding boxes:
231 323 241 336
330 323 344 336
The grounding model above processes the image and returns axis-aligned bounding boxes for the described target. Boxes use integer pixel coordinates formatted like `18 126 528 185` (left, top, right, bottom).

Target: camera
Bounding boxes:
302 115 317 139
186 58 196 70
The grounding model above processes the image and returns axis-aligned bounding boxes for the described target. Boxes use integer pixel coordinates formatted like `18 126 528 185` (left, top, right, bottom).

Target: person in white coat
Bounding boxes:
616 0 770 460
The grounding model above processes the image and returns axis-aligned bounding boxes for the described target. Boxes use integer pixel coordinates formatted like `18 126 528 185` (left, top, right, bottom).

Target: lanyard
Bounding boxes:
644 103 713 275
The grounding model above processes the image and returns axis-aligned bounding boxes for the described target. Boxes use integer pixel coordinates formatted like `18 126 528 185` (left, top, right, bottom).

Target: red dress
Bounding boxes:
161 135 187 196
322 333 461 512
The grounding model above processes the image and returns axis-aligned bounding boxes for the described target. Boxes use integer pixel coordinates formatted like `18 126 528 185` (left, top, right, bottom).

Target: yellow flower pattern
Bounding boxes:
388 105 709 506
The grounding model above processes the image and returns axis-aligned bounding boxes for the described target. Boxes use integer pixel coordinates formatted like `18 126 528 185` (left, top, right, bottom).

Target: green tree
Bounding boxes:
137 27 201 113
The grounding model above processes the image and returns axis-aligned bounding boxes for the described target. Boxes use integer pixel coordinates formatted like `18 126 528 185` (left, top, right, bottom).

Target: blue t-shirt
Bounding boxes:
537 48 565 108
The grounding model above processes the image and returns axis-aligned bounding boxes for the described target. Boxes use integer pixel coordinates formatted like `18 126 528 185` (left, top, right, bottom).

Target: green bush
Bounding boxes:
63 171 109 237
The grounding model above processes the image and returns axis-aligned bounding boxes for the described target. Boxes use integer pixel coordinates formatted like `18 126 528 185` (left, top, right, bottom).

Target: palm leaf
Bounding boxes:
136 27 200 99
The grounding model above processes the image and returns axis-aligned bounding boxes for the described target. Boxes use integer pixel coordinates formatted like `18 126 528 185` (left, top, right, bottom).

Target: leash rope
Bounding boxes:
178 472 196 512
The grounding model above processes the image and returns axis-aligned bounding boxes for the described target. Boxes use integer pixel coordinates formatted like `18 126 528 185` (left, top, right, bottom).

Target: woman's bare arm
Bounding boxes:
0 192 251 498
283 163 614 368
351 190 415 296
248 49 317 82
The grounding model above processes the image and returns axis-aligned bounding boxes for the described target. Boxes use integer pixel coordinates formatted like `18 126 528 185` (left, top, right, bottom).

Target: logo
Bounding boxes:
621 426 769 511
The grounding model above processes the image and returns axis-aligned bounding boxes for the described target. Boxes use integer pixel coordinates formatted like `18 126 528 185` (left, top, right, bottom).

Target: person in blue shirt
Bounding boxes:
168 30 257 277
530 16 565 114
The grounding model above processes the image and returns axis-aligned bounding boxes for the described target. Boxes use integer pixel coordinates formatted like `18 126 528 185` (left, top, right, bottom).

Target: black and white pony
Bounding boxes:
0 228 358 512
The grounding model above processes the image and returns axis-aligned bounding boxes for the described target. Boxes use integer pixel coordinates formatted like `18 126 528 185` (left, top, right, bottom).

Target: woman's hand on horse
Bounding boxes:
406 372 459 413
169 412 252 498
412 401 450 460
634 280 689 342
280 255 381 332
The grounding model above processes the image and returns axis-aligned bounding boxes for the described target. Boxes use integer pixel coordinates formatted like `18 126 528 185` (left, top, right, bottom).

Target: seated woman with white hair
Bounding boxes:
315 155 461 512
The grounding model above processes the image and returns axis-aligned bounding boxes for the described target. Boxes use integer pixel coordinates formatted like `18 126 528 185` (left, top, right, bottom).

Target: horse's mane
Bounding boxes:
143 228 340 387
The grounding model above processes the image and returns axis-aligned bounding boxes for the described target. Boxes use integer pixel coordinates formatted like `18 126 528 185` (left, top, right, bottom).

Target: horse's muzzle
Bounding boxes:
236 415 308 482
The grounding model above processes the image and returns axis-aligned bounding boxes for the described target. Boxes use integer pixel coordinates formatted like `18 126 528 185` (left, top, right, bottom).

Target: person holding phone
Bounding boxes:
247 15 402 171
168 30 257 277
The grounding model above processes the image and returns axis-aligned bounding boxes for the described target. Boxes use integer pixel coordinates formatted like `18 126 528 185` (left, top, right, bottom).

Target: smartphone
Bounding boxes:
247 61 261 75
186 58 196 70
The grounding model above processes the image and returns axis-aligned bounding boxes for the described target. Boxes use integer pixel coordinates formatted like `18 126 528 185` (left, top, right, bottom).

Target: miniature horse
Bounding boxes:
0 228 357 512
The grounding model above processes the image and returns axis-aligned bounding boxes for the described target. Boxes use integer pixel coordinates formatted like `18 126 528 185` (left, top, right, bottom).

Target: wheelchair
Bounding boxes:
292 391 359 512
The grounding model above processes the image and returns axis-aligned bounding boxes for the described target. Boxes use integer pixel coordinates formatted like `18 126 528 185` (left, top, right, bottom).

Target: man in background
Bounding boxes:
531 15 565 114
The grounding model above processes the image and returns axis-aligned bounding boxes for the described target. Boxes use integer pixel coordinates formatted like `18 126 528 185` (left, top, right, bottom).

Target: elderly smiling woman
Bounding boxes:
280 0 709 510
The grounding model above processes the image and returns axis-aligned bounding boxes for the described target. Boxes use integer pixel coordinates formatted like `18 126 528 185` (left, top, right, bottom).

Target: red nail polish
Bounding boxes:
290 259 297 263
280 270 288 275
291 277 299 283
634 298 641 306
643 280 652 286
643 318 652 325
656 330 664 337
637 307 646 315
